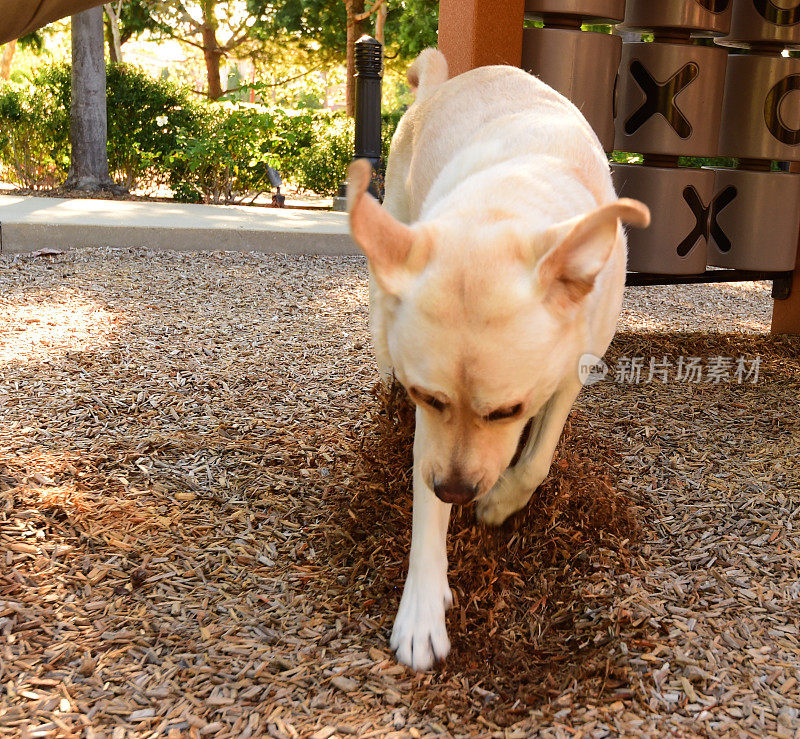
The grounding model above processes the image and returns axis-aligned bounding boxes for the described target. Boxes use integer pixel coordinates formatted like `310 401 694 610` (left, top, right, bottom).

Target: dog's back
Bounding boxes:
385 55 614 230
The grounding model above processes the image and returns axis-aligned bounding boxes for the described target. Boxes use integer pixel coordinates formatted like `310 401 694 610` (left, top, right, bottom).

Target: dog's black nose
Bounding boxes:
433 477 479 505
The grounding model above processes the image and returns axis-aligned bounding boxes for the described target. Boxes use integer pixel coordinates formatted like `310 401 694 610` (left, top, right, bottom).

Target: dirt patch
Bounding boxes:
318 382 646 725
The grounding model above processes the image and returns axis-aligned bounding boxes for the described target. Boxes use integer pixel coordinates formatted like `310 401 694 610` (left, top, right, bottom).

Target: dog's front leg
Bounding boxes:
390 415 453 670
477 380 582 526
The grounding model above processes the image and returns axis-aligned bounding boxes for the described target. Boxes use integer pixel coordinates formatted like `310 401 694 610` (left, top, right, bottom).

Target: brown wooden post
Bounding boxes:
771 267 800 334
438 0 525 78
771 171 800 334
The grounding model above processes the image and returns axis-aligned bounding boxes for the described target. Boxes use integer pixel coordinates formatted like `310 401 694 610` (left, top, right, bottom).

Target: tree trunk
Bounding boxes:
201 24 224 99
104 3 122 62
375 1 387 44
200 1 223 99
65 7 115 190
344 0 365 117
0 40 16 79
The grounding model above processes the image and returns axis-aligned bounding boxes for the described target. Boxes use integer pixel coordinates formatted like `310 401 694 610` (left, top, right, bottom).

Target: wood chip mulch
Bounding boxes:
0 247 798 738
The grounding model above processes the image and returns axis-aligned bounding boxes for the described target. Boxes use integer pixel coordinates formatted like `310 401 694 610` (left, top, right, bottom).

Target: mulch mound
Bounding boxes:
319 381 645 725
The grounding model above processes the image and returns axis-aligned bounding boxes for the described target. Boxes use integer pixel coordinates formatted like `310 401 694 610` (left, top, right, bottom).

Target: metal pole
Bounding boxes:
353 34 383 173
333 34 383 210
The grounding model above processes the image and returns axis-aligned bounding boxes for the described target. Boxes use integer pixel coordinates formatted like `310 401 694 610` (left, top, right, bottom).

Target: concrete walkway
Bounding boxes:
0 194 357 256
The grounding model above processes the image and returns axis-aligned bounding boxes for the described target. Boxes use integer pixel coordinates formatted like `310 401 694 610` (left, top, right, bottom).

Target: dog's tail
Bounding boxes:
407 48 449 102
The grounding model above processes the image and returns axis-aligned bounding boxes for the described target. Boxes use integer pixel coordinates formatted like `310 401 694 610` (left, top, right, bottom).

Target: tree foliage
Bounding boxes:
98 1 438 108
116 1 264 98
384 0 439 58
115 0 163 45
248 0 438 63
247 0 437 112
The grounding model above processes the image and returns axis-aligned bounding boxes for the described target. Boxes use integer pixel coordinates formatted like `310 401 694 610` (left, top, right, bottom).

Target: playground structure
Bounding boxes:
434 0 800 334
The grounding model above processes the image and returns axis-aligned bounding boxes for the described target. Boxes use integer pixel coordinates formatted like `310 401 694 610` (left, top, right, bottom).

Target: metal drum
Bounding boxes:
718 53 800 161
613 163 714 274
524 0 625 23
620 0 733 36
718 0 800 49
705 167 800 270
614 41 728 156
521 27 621 150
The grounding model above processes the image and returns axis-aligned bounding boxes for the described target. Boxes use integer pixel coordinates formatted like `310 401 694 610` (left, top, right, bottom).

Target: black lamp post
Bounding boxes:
353 35 383 174
334 34 384 209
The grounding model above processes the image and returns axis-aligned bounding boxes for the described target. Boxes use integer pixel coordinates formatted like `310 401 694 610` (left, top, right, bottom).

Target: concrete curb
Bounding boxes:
0 195 359 256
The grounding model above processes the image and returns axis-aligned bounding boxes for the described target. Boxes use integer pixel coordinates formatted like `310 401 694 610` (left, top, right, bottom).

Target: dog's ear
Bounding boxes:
535 198 650 308
347 159 429 295
407 49 449 101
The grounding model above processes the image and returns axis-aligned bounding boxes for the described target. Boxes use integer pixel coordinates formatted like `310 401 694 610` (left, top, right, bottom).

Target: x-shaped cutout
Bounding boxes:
678 186 709 257
709 185 737 253
624 60 699 139
677 185 737 257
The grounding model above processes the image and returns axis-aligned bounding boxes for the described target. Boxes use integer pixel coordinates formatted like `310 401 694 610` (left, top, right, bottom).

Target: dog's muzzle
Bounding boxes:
433 477 479 505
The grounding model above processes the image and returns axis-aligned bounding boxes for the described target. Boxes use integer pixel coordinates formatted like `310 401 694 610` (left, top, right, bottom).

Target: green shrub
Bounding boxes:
267 108 402 196
381 108 402 164
106 64 203 189
0 62 205 191
0 66 70 188
168 103 279 204
678 155 738 168
0 60 405 199
266 108 316 180
289 112 354 196
171 179 204 203
609 151 740 169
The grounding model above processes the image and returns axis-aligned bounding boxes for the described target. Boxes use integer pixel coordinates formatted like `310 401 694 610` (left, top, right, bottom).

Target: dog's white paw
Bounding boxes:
390 572 452 671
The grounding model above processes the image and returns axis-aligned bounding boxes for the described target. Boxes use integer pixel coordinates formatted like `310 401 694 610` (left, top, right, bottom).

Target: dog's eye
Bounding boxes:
484 403 522 422
410 388 447 412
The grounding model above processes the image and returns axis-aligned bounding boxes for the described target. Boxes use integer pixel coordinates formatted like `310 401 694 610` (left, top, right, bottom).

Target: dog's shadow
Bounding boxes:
321 382 648 723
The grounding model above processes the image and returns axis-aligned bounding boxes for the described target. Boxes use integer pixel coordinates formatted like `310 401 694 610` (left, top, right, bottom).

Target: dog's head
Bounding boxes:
348 159 649 505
